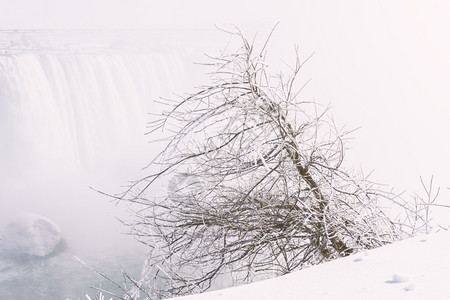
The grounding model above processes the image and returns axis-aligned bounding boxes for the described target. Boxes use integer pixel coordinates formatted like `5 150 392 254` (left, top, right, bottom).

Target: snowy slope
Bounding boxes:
175 231 450 300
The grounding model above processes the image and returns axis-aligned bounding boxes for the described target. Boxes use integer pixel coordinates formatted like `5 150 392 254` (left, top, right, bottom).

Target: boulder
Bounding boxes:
0 213 61 258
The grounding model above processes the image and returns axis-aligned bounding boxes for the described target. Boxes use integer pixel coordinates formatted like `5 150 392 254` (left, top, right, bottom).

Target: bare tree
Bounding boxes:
120 28 401 299
393 176 447 235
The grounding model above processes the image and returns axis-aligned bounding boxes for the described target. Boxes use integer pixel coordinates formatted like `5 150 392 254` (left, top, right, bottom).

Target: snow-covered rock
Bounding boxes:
0 213 61 258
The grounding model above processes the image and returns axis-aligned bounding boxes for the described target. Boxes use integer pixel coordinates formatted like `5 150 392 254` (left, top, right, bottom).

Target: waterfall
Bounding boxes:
1 32 194 171
0 30 202 252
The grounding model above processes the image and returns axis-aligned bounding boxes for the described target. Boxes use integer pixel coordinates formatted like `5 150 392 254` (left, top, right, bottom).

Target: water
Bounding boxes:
0 251 146 299
0 30 203 299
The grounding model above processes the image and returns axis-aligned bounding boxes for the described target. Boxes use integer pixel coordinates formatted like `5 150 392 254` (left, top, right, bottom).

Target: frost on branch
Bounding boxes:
120 28 401 299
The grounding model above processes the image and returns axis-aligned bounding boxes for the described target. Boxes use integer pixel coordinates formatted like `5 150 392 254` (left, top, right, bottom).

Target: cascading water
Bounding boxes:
0 31 193 172
0 30 205 299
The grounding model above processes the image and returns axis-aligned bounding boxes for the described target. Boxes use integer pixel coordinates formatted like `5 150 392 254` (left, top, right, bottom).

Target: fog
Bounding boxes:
0 30 211 253
0 0 449 294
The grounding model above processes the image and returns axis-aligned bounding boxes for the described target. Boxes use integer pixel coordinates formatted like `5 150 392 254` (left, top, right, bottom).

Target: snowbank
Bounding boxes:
175 231 450 300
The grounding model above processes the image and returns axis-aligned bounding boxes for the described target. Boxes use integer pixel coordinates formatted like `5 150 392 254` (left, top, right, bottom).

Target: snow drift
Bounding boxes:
174 230 450 300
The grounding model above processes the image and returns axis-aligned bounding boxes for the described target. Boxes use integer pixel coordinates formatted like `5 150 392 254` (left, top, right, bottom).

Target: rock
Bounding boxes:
0 213 61 258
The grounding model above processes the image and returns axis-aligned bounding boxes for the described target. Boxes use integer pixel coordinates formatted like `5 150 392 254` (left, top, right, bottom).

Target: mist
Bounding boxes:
0 30 209 252
0 0 449 298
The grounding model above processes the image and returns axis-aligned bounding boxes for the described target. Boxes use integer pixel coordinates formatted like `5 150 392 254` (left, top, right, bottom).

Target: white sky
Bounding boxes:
0 0 281 30
1 0 449 207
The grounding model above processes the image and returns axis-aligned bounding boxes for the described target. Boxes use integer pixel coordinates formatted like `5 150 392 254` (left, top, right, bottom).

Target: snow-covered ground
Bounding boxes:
176 230 450 300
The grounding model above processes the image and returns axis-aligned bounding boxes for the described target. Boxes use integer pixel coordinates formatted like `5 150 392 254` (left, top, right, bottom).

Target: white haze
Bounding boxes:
0 0 449 290
0 30 217 254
